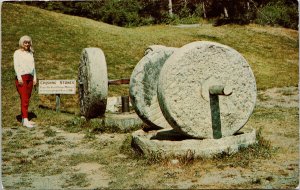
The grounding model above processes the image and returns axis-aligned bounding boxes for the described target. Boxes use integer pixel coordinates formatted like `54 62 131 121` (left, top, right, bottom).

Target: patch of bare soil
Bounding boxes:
256 86 298 108
72 163 111 189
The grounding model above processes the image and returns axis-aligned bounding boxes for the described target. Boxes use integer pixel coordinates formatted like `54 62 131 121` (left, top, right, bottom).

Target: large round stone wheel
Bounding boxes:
157 41 257 139
78 48 108 118
129 45 177 131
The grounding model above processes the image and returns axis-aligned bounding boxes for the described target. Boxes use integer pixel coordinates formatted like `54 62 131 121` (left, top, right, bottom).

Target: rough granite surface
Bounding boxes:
79 48 108 118
157 41 257 139
130 45 177 130
132 128 257 158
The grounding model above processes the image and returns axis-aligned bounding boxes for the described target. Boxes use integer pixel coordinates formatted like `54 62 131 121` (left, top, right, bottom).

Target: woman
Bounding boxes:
14 35 37 128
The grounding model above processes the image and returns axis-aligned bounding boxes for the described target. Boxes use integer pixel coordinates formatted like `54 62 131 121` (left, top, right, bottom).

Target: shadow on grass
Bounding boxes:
38 104 76 115
16 112 37 122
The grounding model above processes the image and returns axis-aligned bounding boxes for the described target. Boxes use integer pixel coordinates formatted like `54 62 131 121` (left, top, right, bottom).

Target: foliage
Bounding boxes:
255 0 298 29
139 0 169 24
17 0 298 29
99 0 142 27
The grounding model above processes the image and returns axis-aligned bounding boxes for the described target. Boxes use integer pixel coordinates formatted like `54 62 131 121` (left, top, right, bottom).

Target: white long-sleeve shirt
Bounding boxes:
13 49 37 81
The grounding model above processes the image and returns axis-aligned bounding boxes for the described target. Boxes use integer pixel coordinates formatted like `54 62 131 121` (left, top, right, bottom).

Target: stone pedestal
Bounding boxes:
90 113 143 133
132 128 256 158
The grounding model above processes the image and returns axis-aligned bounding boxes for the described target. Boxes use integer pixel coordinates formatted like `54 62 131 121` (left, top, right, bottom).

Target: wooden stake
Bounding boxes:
56 94 60 113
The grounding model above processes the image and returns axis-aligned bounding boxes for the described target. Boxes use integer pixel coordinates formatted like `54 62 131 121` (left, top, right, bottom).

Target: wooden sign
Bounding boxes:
39 80 76 95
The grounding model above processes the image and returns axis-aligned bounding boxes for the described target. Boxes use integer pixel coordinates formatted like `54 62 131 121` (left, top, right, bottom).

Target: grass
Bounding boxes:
1 3 299 189
43 127 57 137
277 88 297 96
127 127 276 168
257 93 271 101
212 128 277 168
62 173 90 188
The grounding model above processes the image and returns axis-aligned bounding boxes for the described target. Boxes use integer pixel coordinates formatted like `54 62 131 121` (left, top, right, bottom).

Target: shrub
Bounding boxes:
139 16 155 26
17 0 298 29
100 0 142 27
255 0 298 29
162 13 180 25
177 16 201 24
194 3 205 17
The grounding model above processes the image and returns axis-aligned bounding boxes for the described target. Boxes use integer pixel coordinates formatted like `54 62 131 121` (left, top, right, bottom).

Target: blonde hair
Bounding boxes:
19 35 34 52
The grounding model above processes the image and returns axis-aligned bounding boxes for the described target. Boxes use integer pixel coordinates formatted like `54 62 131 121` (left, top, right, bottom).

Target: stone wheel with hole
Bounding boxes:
157 41 257 139
129 45 177 131
78 48 108 118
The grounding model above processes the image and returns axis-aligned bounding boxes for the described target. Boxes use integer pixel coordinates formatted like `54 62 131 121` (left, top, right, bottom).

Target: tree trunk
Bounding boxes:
224 6 229 18
168 0 173 17
202 2 206 18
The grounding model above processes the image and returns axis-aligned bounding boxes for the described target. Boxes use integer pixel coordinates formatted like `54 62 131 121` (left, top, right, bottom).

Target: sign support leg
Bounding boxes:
56 94 60 113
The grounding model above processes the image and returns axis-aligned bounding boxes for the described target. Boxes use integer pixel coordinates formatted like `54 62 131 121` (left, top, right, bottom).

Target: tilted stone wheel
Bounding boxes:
78 48 108 118
129 45 177 131
157 41 257 139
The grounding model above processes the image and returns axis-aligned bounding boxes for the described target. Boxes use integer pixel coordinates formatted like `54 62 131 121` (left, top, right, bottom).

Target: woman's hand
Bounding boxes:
18 79 23 85
33 80 37 86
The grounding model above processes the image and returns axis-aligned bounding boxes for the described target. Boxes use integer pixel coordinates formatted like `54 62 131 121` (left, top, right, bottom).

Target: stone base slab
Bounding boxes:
132 128 257 158
106 96 133 113
90 112 143 133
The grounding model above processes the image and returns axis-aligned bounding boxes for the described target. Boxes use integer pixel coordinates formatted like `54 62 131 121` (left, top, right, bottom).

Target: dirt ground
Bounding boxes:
2 86 299 189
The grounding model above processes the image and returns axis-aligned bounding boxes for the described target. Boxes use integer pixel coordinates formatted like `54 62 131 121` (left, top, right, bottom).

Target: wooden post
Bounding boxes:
121 96 130 112
56 94 60 113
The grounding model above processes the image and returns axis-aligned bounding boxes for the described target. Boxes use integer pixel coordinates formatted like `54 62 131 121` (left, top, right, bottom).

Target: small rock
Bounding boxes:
287 166 294 170
266 176 274 181
170 159 179 165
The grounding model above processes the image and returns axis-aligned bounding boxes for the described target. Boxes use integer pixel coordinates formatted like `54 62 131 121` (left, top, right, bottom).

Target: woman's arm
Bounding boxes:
33 68 37 85
13 51 23 84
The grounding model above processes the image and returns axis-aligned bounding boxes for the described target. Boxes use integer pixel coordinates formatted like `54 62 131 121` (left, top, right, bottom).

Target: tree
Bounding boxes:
16 0 298 28
168 0 173 17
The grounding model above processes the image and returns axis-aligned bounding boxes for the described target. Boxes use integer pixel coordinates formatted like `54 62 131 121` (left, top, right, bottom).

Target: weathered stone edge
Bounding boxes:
132 128 257 158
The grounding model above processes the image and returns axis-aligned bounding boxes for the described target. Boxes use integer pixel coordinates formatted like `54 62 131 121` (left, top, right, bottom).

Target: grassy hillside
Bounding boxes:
2 3 298 87
1 2 298 115
2 2 298 123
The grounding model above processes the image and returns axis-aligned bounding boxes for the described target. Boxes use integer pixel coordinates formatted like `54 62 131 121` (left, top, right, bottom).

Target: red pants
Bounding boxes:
16 74 33 118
